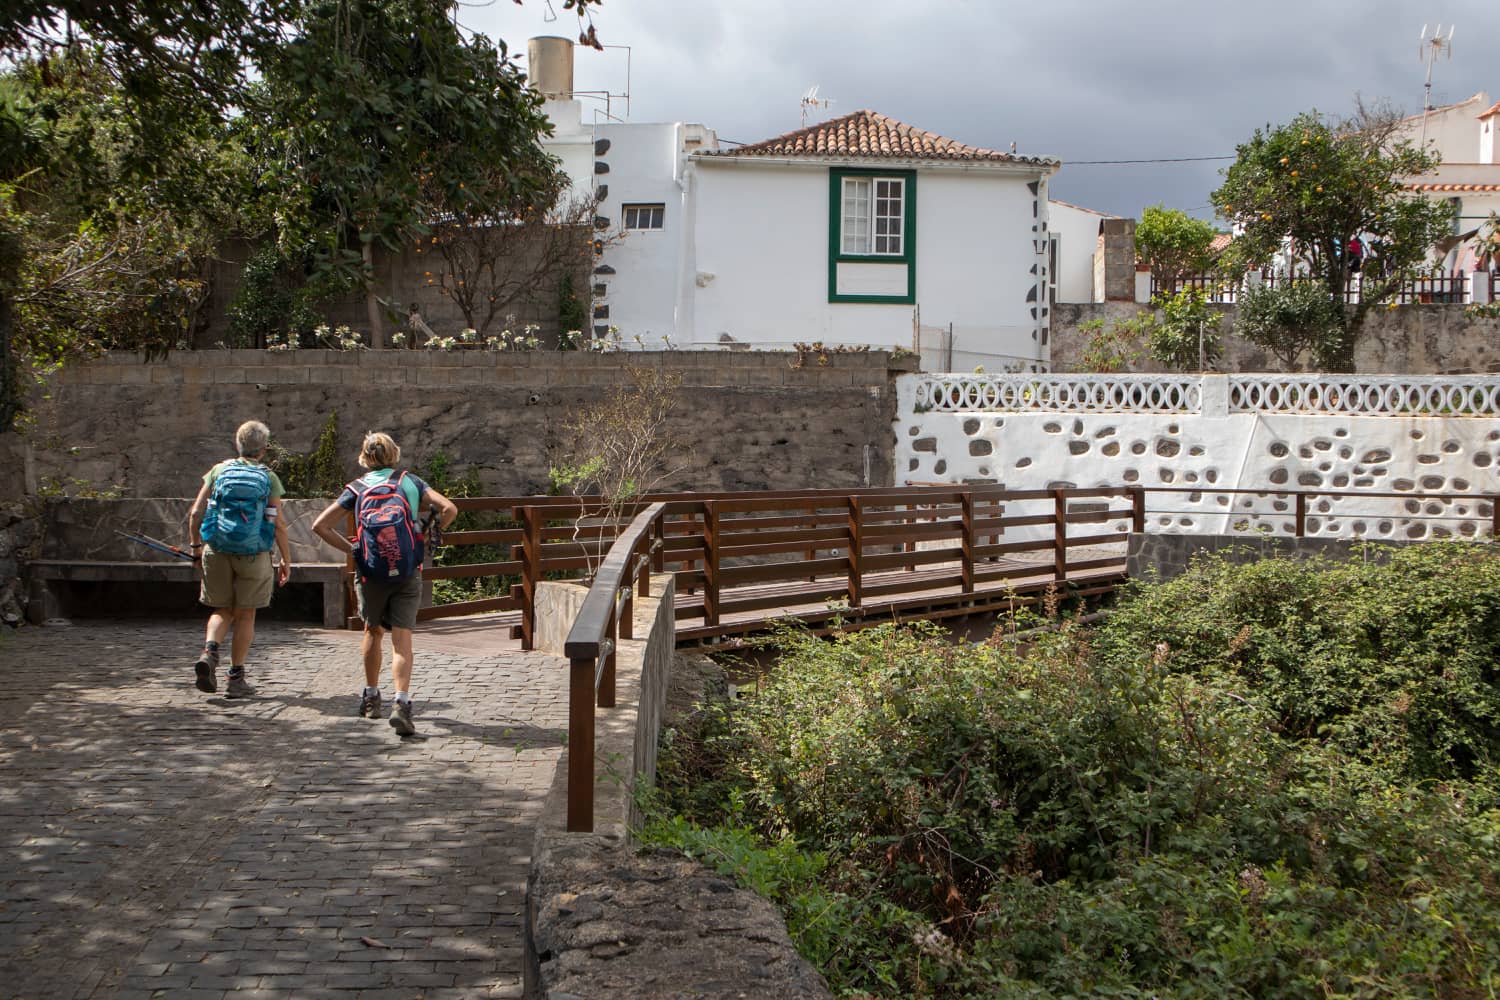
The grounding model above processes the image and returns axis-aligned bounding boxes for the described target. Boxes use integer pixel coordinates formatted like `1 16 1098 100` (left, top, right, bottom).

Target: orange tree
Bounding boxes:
1212 107 1451 371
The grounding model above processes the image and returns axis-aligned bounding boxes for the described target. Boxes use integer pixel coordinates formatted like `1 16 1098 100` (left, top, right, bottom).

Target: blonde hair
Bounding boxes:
235 420 271 458
358 431 401 470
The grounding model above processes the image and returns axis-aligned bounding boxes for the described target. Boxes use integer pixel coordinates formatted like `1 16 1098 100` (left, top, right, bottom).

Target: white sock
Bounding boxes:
395 691 411 705
364 686 380 698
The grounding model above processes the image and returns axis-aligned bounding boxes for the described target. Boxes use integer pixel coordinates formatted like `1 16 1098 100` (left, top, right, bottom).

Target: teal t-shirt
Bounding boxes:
337 469 427 518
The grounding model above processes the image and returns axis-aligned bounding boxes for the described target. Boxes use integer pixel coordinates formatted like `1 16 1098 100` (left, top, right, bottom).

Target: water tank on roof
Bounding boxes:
528 36 574 100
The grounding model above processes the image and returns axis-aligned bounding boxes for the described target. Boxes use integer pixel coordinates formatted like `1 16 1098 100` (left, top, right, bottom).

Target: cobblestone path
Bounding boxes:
0 619 568 999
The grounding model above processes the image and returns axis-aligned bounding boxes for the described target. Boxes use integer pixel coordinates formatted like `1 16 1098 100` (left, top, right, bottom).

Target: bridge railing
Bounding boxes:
542 484 1138 831
560 502 666 832
424 483 1497 832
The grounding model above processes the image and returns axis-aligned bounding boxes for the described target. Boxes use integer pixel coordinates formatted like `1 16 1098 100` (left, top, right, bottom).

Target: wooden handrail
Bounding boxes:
560 502 666 832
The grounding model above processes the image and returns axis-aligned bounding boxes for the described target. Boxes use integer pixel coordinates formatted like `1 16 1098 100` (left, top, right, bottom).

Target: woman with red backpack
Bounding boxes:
311 432 457 736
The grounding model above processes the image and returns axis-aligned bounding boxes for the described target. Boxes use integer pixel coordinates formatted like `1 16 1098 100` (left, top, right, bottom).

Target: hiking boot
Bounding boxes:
194 646 220 693
358 691 383 719
389 700 415 737
226 671 253 699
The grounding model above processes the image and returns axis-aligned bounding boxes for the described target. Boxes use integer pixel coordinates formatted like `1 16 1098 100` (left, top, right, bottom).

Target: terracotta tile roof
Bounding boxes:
1209 233 1233 254
1406 182 1500 192
707 109 1058 166
1478 101 1500 119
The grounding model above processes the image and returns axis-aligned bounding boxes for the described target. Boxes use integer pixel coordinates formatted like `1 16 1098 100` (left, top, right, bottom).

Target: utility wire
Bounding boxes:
1062 155 1235 165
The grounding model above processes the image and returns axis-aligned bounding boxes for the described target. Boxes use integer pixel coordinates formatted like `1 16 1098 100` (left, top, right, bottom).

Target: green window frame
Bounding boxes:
828 167 916 304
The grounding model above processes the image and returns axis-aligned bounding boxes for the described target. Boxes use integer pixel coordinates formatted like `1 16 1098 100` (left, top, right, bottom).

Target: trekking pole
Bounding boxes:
116 530 199 562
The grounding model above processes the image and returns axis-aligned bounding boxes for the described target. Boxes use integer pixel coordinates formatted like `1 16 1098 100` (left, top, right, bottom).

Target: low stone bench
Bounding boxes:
26 498 348 628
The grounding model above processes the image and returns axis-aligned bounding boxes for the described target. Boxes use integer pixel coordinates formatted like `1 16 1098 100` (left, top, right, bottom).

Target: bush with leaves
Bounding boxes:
644 546 1500 997
1233 279 1346 371
1148 285 1223 371
414 451 516 605
1094 544 1500 796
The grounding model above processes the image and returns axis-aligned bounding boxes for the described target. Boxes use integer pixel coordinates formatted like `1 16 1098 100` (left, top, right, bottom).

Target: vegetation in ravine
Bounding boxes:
642 544 1500 997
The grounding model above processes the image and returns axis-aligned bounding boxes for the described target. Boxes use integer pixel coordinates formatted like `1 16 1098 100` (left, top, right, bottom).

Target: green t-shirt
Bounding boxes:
203 457 286 498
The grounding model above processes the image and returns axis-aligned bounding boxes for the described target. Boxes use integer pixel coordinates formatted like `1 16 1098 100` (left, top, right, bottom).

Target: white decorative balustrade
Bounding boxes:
914 373 1500 418
898 372 1500 543
915 374 1202 414
1227 375 1500 416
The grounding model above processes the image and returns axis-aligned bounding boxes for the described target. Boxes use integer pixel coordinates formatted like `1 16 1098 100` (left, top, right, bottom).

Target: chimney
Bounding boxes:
527 36 574 100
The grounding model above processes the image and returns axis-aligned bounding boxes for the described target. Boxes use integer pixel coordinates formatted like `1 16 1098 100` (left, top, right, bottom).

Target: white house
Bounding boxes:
1047 198 1121 303
1395 92 1500 271
686 111 1060 368
528 37 1080 368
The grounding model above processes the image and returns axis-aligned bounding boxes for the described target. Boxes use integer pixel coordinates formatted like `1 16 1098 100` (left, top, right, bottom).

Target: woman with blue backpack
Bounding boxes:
187 420 291 698
311 431 457 736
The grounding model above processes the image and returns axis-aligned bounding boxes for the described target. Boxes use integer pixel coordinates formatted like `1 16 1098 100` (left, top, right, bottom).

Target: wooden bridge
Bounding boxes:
407 484 1143 646
385 482 1497 831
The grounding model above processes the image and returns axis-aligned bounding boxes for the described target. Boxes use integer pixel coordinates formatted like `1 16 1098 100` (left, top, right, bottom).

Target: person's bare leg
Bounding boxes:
204 610 232 645
388 627 416 735
230 608 256 666
362 626 384 688
390 627 414 695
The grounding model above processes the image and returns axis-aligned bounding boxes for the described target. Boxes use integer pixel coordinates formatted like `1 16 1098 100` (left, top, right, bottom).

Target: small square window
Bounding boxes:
623 204 665 230
840 177 904 256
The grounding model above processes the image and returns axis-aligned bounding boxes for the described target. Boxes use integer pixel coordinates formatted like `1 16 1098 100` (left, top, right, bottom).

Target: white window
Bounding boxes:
623 204 665 230
841 177 904 256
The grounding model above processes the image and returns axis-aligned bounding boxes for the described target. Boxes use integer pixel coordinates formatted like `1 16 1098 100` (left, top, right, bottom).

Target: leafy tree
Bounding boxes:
1135 204 1217 293
0 0 605 424
1147 285 1222 371
1235 280 1345 371
419 190 600 340
1212 105 1454 371
243 0 568 347
0 52 247 420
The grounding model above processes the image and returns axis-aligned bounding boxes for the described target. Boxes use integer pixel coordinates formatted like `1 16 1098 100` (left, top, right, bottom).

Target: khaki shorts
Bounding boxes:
356 576 422 631
200 549 274 609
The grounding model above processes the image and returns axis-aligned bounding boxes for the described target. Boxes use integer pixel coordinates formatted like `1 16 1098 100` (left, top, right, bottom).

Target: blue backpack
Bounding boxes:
351 471 424 582
201 462 275 555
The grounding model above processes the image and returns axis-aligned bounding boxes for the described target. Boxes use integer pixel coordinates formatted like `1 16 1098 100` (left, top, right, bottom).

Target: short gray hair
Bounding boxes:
235 420 271 457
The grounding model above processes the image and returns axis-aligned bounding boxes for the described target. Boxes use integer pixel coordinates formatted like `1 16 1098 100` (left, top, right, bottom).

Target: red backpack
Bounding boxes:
350 471 423 581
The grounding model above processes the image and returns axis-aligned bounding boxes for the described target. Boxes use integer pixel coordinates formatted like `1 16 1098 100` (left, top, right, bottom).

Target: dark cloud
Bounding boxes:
469 0 1500 221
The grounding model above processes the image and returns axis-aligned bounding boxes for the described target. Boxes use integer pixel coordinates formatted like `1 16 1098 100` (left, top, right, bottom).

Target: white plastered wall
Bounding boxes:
1048 200 1115 303
689 159 1048 361
896 375 1500 541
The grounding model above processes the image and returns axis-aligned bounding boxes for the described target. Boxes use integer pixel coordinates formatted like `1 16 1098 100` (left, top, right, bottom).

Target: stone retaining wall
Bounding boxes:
20 350 908 499
1127 532 1417 580
1051 302 1500 375
523 576 827 998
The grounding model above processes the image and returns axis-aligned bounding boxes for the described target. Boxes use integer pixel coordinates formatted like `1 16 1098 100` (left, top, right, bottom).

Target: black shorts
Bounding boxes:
355 576 421 631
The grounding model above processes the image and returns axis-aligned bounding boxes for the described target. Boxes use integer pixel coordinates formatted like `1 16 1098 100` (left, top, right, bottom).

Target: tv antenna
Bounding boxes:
1418 23 1454 113
800 85 833 126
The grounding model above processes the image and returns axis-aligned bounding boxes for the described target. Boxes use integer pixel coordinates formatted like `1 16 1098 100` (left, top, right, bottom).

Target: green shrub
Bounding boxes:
643 548 1500 997
414 452 517 605
1095 545 1500 797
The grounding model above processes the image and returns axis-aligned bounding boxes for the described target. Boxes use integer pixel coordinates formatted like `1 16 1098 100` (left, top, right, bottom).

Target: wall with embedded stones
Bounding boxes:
897 374 1500 542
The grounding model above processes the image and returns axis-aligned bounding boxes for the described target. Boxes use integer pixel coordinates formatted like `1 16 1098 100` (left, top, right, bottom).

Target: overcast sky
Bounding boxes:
462 0 1499 223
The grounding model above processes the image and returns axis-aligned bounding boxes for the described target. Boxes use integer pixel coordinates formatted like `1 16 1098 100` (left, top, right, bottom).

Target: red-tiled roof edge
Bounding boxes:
1479 101 1500 119
704 108 1059 166
1406 182 1500 192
